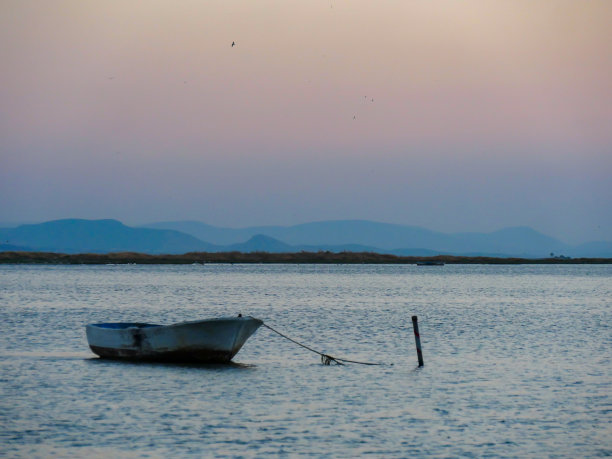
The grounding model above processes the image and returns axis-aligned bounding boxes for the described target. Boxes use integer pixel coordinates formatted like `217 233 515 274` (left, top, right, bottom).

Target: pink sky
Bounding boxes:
1 1 611 243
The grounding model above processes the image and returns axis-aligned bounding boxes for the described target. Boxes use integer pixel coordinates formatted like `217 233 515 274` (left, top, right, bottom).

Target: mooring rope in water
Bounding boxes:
256 320 388 366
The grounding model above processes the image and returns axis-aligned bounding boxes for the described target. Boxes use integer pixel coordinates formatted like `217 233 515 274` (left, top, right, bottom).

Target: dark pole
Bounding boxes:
412 315 424 367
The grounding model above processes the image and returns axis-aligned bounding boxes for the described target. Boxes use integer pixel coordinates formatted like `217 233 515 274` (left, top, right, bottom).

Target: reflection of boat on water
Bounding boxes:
86 316 262 363
416 261 445 266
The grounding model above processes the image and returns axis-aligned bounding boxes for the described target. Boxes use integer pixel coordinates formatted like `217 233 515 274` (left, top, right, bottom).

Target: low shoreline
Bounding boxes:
1 251 610 265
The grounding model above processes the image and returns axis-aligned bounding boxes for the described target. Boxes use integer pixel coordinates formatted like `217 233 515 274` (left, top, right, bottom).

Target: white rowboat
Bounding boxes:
86 316 262 363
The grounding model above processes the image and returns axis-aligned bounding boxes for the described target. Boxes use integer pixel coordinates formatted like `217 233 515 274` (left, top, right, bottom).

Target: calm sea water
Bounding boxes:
0 264 610 458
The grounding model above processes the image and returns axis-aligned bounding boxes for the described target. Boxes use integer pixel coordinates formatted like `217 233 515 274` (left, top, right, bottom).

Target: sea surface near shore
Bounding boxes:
1 264 610 457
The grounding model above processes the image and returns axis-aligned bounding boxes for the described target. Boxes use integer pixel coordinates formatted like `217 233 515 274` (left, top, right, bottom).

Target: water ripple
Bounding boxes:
0 264 610 457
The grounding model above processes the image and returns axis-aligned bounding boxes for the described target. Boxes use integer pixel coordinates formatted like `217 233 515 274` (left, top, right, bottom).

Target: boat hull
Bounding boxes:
86 316 262 363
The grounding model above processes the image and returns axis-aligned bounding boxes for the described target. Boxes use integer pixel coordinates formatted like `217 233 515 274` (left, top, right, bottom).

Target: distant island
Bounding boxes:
1 218 611 258
1 251 610 265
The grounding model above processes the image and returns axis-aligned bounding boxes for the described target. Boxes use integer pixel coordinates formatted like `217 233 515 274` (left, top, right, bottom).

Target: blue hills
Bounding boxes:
144 219 612 258
0 218 611 257
0 219 216 254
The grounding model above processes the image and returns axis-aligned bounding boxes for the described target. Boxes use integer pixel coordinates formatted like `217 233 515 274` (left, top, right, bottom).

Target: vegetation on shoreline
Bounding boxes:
1 251 610 265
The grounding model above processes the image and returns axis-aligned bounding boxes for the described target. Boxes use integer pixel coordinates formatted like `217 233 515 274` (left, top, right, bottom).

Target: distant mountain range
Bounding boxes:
142 220 612 258
0 218 611 257
0 219 216 254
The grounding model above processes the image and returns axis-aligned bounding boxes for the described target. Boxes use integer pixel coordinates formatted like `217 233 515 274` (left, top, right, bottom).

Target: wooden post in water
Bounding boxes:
412 315 424 367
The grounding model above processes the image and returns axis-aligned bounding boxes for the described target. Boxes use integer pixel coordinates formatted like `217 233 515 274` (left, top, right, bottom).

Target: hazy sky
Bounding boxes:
1 1 611 244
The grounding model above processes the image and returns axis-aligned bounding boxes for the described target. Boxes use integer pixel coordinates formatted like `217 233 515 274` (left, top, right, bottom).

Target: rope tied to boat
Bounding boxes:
256 319 388 366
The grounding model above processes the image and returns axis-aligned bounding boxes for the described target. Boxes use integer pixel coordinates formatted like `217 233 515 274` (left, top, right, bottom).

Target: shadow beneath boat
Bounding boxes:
85 357 256 370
